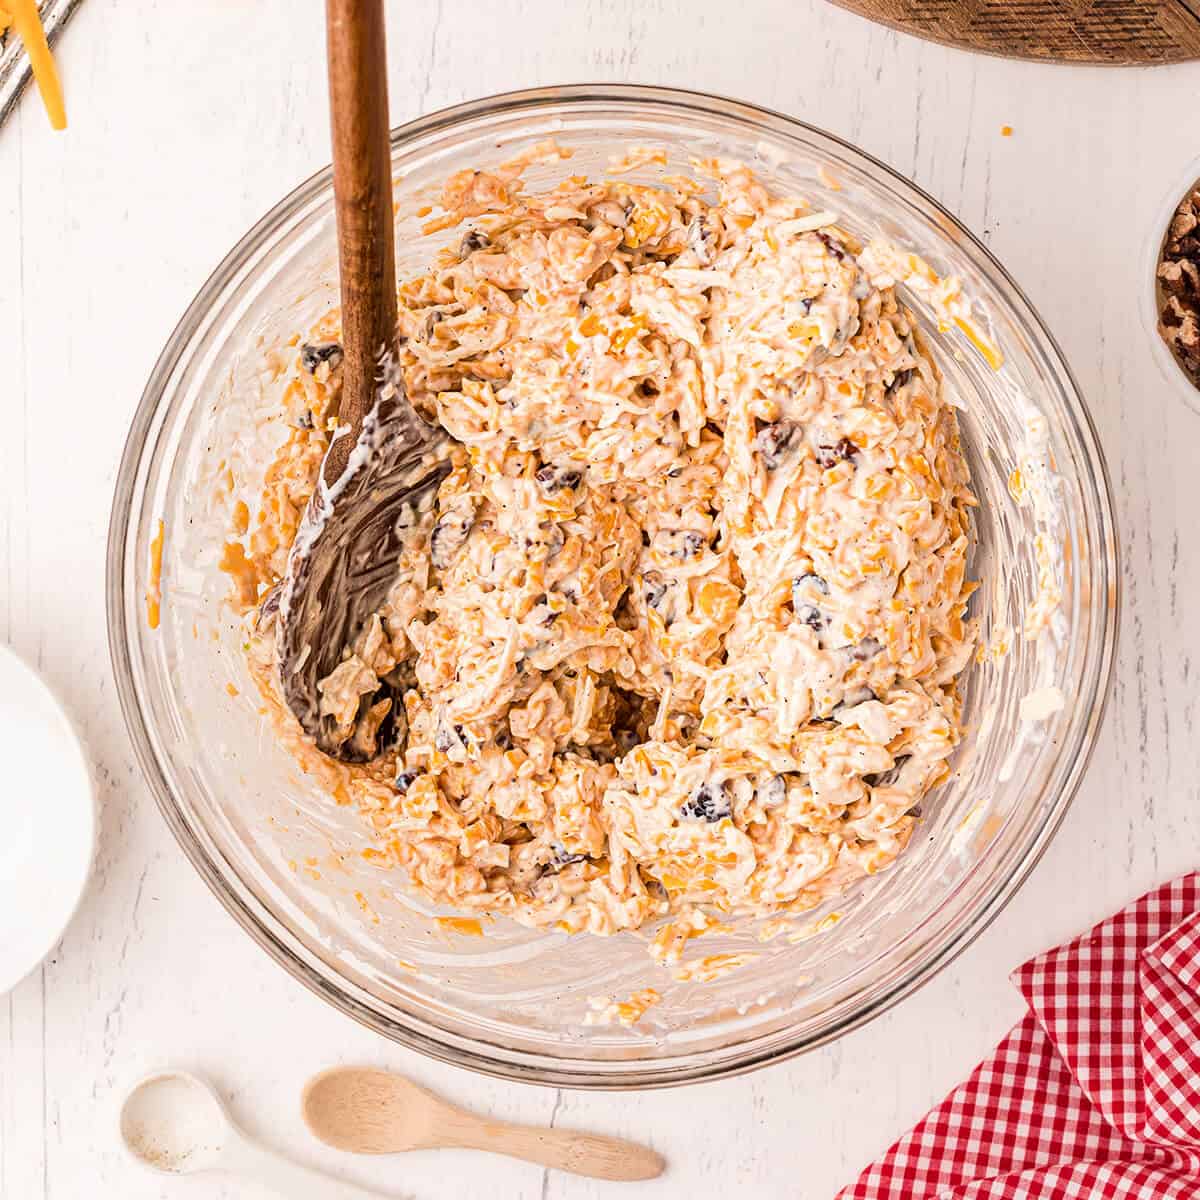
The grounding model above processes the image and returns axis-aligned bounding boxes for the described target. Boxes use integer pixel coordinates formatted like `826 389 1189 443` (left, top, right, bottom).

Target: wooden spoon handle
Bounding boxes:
324 0 397 481
445 1118 665 1182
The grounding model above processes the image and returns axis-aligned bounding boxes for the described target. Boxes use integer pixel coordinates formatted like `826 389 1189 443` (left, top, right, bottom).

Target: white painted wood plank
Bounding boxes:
0 1 1198 1196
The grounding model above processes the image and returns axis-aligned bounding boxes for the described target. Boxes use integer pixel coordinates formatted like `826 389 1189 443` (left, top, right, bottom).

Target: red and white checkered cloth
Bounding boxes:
839 873 1200 1199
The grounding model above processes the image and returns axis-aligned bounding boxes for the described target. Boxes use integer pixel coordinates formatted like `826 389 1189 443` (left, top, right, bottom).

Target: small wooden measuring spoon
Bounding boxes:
277 0 451 761
302 1066 667 1182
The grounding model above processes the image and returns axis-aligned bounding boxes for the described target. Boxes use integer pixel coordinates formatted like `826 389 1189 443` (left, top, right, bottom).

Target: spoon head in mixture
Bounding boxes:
276 383 451 763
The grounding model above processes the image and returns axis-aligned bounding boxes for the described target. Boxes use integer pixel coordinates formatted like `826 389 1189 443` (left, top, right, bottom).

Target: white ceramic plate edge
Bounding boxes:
0 643 96 994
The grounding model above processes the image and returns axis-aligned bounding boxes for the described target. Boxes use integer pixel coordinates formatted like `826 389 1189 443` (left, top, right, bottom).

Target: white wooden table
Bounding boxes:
2 3 1198 1197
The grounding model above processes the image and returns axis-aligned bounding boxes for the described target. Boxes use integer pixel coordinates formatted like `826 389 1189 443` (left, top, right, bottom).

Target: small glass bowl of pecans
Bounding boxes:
1146 160 1200 415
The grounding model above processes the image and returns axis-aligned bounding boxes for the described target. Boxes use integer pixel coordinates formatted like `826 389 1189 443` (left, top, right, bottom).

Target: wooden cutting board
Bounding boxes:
827 0 1200 63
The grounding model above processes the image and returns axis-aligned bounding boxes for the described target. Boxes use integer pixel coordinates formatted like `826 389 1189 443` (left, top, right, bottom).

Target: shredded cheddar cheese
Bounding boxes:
435 916 484 937
146 519 164 630
1 0 66 130
672 952 756 983
585 987 662 1027
953 316 1004 371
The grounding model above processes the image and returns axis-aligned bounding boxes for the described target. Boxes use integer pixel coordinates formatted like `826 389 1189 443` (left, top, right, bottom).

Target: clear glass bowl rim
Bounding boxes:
107 83 1120 1089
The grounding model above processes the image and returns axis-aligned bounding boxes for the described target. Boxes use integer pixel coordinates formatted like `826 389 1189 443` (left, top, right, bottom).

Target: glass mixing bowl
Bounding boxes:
108 85 1118 1088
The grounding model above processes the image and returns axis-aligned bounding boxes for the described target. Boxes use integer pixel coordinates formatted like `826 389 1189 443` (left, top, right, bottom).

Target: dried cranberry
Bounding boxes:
460 229 490 255
434 723 465 754
547 842 587 870
643 573 668 610
814 438 858 469
796 604 826 631
680 781 732 823
758 775 787 807
817 231 847 262
687 215 717 265
654 529 707 559
300 341 343 373
848 636 883 661
754 421 798 470
865 755 910 788
535 464 584 493
430 508 474 569
793 573 829 597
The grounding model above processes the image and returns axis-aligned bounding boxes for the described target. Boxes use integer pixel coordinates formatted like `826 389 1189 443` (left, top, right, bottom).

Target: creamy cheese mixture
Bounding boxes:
227 147 979 950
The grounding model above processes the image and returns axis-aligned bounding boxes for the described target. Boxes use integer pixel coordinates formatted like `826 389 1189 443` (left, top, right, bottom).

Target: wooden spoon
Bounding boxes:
276 0 451 761
320 0 396 487
301 1067 667 1182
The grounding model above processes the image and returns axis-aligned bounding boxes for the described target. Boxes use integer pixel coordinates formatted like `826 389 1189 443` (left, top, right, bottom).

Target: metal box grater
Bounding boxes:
0 0 83 128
